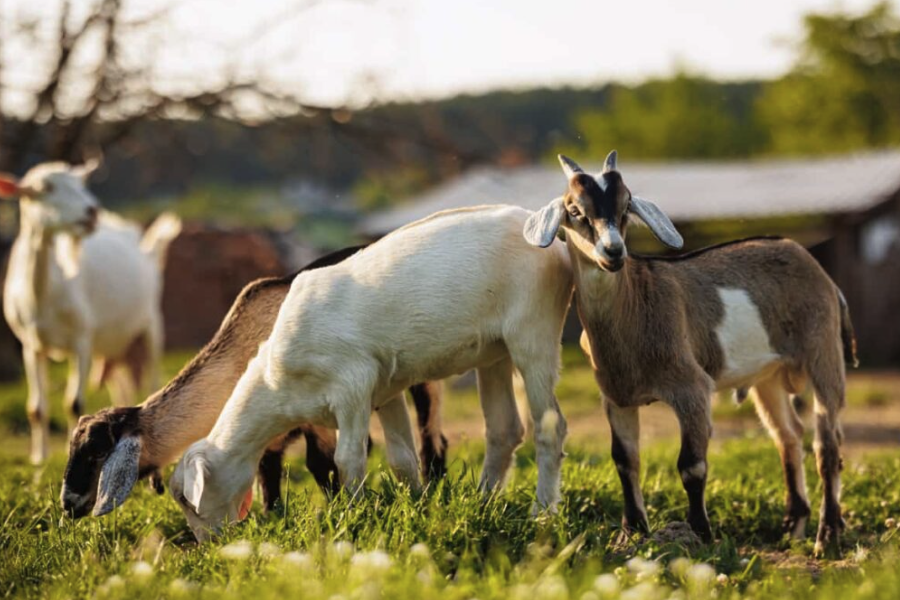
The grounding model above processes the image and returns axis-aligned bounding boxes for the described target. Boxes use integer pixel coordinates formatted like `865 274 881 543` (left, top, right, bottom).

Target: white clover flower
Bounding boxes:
410 543 431 558
169 578 198 594
852 546 869 562
738 558 750 568
350 550 393 572
258 542 282 558
535 575 568 600
130 561 153 580
593 573 620 596
627 557 661 581
668 558 691 578
685 563 716 586
283 551 314 569
716 573 729 585
219 540 254 561
621 582 660 600
885 518 897 529
105 575 126 589
332 541 354 559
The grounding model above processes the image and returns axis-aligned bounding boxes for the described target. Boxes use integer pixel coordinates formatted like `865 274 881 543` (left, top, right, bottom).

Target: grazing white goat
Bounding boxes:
0 161 181 464
524 151 857 556
169 205 574 541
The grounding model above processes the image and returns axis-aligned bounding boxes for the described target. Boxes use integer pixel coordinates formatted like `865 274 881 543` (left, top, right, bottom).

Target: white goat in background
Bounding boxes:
0 161 181 464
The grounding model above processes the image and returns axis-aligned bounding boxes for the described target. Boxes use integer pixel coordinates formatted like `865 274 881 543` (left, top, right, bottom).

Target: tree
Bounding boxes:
757 1 900 154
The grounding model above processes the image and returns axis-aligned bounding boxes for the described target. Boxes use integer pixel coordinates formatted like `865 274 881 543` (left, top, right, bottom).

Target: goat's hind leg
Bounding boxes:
606 400 649 537
810 364 846 557
476 357 525 495
410 382 448 482
752 374 810 539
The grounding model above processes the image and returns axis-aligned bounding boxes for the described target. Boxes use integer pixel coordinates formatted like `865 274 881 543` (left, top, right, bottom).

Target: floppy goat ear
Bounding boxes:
93 436 141 516
183 453 208 513
523 197 565 248
0 174 20 199
628 195 684 249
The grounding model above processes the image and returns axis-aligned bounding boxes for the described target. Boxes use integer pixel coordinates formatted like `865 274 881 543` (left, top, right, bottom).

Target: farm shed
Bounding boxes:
361 150 900 366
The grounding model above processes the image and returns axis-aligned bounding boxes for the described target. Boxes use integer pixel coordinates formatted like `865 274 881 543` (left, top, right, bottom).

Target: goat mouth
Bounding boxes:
597 258 624 272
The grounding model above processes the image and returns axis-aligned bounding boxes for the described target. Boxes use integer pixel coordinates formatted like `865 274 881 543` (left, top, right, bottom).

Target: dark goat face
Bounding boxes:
523 151 684 268
560 152 631 272
61 407 140 518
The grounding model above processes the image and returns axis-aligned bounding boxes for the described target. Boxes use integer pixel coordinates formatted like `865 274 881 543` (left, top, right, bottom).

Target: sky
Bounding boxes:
1 0 895 108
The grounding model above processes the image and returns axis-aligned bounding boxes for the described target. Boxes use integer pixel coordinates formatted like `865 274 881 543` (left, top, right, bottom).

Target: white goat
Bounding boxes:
0 161 181 464
169 205 574 540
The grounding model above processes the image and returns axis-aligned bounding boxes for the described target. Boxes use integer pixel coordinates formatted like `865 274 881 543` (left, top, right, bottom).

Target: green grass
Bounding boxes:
1 350 899 599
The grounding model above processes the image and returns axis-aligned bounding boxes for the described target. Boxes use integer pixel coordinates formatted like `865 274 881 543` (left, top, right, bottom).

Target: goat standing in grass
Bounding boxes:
524 151 857 556
61 246 447 518
0 161 180 465
170 205 574 541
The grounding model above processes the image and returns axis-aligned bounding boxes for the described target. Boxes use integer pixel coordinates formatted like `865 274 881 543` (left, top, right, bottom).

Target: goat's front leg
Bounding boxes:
606 400 649 537
669 390 714 542
23 347 50 465
64 338 92 434
333 402 372 497
376 394 422 490
409 382 448 482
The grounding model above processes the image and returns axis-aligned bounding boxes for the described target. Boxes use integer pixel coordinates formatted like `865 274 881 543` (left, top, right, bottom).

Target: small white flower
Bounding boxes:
350 550 393 572
685 563 716 586
219 540 254 561
593 573 620 596
621 582 660 600
885 518 897 529
716 573 729 585
332 541 354 559
169 578 198 594
105 575 125 589
283 551 314 569
410 543 430 558
535 575 568 600
668 557 691 578
130 561 153 580
258 542 282 558
739 558 750 568
627 557 661 581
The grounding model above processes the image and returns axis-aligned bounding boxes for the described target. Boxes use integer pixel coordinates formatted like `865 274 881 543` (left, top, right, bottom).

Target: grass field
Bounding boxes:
1 348 899 599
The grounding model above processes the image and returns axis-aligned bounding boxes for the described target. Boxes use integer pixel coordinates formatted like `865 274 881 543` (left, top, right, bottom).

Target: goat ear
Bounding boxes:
628 195 684 249
603 150 618 173
558 154 584 179
0 174 20 199
93 436 141 516
183 453 208 512
524 197 565 248
71 157 101 182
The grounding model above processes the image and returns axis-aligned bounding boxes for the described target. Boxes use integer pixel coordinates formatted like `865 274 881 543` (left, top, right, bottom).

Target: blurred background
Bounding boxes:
0 0 898 386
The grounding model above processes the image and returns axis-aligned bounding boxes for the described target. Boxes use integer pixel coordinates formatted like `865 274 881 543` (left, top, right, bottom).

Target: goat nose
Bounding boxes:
606 245 623 259
87 205 98 219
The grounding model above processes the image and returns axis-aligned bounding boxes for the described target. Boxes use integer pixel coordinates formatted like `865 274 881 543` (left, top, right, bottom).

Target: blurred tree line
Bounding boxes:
1 1 897 212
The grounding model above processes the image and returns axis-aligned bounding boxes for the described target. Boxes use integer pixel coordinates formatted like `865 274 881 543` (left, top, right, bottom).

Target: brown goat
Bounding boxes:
525 151 857 556
61 246 446 519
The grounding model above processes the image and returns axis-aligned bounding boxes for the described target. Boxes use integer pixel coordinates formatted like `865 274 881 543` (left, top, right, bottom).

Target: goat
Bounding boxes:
524 151 857 556
0 161 181 465
169 205 574 541
61 246 447 518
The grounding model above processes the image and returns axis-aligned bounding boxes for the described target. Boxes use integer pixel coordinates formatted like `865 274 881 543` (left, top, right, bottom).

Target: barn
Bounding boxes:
361 150 900 366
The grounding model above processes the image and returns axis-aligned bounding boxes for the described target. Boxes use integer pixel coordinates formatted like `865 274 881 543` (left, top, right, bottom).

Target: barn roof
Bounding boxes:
360 150 900 235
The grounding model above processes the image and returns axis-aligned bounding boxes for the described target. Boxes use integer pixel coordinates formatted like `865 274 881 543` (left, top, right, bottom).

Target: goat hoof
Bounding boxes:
689 518 714 543
814 524 841 559
149 471 165 495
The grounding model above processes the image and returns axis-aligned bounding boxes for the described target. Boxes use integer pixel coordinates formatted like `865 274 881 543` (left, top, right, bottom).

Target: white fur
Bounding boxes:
714 288 781 388
2 162 181 464
170 205 575 540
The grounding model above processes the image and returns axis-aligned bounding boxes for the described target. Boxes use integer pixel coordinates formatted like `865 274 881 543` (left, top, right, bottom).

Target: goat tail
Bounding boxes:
140 212 182 269
837 287 859 368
